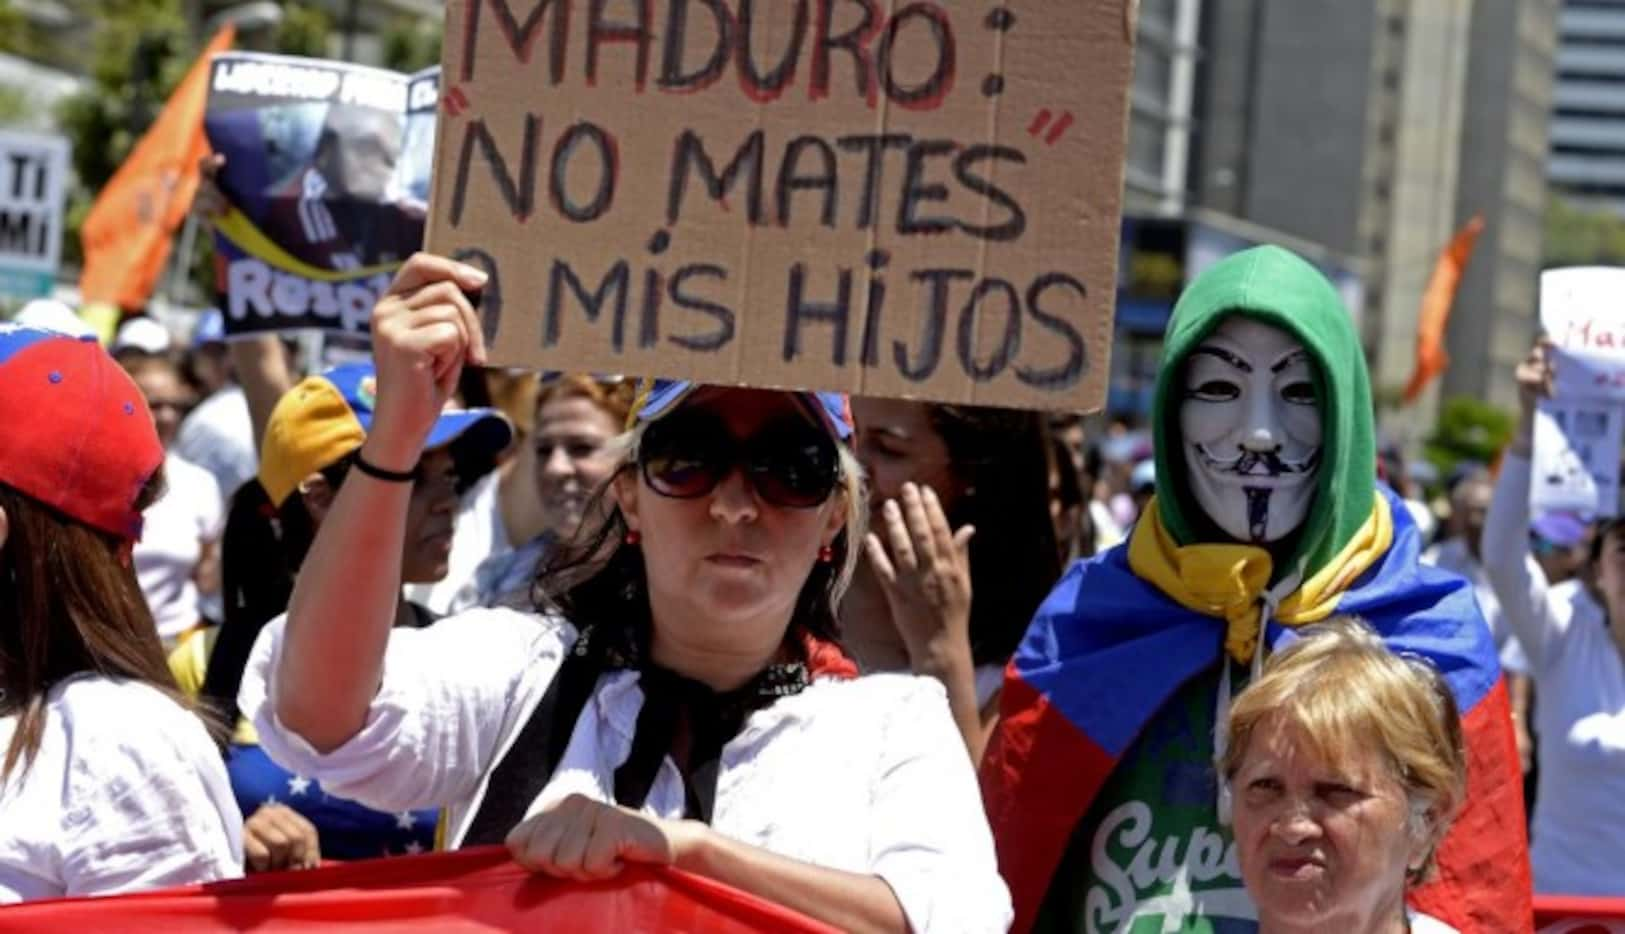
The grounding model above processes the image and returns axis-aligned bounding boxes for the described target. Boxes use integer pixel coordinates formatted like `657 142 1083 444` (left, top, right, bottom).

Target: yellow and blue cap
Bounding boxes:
259 362 514 507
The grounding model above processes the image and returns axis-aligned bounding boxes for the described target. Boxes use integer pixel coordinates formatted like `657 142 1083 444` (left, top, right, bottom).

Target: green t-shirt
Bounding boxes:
1033 663 1258 933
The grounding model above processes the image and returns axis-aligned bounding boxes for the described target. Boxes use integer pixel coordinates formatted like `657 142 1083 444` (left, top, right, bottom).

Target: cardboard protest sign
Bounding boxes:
204 53 439 337
1534 267 1625 516
424 0 1135 411
0 130 70 302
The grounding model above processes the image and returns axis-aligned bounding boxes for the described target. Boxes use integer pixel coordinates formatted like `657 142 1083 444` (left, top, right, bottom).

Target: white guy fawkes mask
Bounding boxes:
1179 317 1323 544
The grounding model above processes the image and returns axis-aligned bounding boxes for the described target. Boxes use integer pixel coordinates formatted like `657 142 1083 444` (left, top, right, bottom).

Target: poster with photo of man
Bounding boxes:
204 52 437 337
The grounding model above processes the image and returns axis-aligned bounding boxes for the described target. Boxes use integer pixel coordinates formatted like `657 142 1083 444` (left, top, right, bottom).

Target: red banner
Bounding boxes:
1536 895 1625 933
0 847 836 932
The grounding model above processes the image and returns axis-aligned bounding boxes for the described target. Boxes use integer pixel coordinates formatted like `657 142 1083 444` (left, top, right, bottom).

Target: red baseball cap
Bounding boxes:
0 324 163 540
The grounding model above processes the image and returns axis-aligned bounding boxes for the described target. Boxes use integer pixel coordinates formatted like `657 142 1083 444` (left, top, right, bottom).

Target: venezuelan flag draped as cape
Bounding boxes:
981 247 1530 933
982 489 1530 932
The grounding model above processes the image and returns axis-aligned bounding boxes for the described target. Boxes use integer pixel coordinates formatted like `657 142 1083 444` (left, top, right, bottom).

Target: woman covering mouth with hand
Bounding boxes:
237 253 1011 934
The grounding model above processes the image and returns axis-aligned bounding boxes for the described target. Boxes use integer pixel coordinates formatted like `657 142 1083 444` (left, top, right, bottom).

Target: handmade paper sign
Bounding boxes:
424 0 1135 410
1535 267 1625 516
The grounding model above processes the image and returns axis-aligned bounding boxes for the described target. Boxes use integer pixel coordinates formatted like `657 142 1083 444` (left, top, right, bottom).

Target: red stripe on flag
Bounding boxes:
1410 677 1534 933
981 674 1119 934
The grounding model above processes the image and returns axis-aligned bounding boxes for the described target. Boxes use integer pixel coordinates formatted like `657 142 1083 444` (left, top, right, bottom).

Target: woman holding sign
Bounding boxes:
238 253 1011 933
1483 337 1625 896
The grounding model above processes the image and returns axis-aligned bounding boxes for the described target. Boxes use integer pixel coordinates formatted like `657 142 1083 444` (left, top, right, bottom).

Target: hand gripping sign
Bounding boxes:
423 0 1136 411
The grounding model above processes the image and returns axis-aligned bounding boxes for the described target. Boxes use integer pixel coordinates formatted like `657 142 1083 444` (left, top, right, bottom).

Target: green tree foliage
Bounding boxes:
52 1 332 296
53 0 192 272
0 0 32 56
1424 396 1515 481
0 86 32 125
1544 194 1625 267
274 3 330 58
380 16 442 73
56 2 191 193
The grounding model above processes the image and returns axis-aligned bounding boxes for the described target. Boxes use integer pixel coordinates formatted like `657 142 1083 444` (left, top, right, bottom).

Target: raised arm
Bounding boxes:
1482 339 1559 672
273 253 489 752
192 154 296 448
230 336 294 452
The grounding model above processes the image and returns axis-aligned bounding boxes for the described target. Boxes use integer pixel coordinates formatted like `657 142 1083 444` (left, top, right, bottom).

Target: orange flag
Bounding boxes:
78 25 234 311
1402 214 1485 404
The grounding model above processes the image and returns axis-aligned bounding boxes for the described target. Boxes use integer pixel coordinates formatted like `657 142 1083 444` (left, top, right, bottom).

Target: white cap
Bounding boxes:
112 317 173 355
14 299 96 339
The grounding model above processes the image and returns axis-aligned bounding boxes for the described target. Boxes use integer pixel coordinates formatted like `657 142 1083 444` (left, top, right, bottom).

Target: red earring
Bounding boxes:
818 545 834 563
625 529 642 546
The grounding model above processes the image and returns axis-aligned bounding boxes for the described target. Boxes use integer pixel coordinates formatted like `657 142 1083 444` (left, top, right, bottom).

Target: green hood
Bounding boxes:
1150 245 1375 580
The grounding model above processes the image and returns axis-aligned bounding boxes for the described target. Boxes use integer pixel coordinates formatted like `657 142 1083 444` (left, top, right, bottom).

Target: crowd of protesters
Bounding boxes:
2 239 1623 929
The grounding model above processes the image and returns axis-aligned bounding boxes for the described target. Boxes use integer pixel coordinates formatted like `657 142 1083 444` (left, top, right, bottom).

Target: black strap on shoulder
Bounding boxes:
459 645 600 847
461 627 811 845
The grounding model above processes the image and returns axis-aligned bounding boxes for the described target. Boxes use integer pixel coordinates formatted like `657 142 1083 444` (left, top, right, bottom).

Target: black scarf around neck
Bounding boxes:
460 621 828 846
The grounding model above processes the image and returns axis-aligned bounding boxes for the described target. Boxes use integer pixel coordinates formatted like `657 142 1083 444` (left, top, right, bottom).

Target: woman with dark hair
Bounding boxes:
237 254 1011 933
189 361 511 873
1049 435 1094 563
0 326 241 902
845 398 1061 760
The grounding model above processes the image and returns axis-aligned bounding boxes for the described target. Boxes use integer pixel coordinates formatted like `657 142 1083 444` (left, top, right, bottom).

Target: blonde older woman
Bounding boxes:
1220 618 1466 934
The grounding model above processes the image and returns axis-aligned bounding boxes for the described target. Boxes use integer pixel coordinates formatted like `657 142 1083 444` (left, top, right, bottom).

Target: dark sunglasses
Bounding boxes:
638 412 840 509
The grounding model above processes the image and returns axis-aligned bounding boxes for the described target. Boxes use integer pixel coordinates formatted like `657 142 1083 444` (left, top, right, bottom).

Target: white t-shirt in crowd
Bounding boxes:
1421 537 1530 675
240 608 1012 933
0 675 243 903
175 385 258 503
136 453 225 643
1484 453 1625 896
404 470 508 617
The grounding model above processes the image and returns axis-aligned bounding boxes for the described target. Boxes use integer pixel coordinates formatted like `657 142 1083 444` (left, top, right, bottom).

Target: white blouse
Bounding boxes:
0 675 243 903
240 608 1013 933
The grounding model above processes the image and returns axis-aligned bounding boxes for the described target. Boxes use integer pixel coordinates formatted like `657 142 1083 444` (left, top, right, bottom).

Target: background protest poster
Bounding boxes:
204 52 439 338
1535 267 1625 517
1531 401 1622 516
0 130 70 304
424 0 1136 412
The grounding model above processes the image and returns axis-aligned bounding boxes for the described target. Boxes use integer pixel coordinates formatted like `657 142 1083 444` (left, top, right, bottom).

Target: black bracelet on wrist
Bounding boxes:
353 452 416 484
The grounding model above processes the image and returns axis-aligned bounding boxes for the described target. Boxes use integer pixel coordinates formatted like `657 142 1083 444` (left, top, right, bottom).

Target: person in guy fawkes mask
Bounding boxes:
981 246 1529 934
